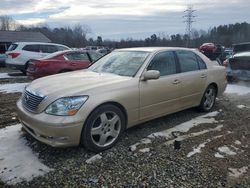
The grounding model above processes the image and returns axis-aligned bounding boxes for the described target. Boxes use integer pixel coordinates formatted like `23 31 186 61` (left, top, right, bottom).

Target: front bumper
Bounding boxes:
17 99 84 147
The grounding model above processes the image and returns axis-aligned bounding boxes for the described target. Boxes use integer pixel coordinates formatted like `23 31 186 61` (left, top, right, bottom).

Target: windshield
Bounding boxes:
89 51 149 77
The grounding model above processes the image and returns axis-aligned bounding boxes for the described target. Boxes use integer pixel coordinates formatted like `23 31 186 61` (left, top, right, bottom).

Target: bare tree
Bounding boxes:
0 15 17 30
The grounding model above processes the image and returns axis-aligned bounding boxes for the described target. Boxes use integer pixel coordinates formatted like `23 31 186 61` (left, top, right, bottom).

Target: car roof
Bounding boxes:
13 42 69 47
233 42 250 46
234 51 250 57
115 47 197 53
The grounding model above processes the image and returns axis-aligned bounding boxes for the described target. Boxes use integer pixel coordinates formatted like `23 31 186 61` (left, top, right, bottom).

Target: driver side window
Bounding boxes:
147 51 177 76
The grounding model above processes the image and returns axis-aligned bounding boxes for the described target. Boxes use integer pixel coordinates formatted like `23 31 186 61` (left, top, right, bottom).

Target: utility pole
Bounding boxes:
183 5 196 47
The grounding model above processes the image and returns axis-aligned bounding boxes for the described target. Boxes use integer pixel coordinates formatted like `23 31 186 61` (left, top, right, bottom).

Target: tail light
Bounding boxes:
8 53 20 59
223 59 229 67
35 61 49 68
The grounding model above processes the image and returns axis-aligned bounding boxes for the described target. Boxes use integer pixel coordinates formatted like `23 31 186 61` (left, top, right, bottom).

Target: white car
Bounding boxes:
5 42 70 74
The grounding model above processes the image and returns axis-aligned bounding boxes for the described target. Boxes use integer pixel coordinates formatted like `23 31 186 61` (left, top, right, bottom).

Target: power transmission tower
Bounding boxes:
183 5 196 47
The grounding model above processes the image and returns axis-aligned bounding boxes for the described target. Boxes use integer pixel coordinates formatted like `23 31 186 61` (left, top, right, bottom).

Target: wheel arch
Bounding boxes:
84 101 128 130
208 82 218 96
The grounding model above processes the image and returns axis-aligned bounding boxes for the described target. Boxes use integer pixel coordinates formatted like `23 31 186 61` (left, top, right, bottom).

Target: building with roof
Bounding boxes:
0 30 51 53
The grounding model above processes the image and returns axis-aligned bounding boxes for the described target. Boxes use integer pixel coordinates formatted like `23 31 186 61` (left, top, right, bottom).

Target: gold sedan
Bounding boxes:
17 47 227 152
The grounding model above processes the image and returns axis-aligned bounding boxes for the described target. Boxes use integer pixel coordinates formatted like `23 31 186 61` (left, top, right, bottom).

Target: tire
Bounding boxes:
81 104 126 152
197 85 217 112
21 61 29 75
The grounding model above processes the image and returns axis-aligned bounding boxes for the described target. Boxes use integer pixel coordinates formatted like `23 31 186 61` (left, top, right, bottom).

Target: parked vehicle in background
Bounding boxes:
0 54 6 67
233 42 250 54
0 43 8 67
199 43 224 61
220 49 233 62
96 48 111 55
5 42 70 74
85 46 100 51
27 50 103 79
224 51 250 81
17 47 227 152
223 42 250 81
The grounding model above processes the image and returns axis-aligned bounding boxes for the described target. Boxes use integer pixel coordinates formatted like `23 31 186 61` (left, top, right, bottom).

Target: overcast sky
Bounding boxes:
1 0 249 40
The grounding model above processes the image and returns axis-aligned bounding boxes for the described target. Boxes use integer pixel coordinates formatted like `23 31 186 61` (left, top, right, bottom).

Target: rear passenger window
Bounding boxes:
22 45 40 52
196 55 207 70
40 45 58 53
147 51 176 76
176 50 199 72
65 52 89 61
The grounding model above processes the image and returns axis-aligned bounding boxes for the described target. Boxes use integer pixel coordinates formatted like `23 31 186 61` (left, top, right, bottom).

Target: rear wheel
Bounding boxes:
198 85 217 112
81 104 125 152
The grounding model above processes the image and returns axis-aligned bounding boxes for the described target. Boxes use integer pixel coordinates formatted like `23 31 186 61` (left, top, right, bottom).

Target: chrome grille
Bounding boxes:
22 90 45 112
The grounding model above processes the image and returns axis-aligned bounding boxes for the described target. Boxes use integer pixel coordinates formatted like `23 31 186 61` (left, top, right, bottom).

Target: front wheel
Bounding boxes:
81 104 125 152
197 85 217 112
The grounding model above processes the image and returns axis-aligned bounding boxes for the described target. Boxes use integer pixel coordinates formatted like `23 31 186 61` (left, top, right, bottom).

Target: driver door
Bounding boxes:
139 51 182 121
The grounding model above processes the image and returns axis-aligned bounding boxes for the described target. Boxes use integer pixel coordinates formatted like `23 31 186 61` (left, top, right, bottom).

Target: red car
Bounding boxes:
27 50 103 79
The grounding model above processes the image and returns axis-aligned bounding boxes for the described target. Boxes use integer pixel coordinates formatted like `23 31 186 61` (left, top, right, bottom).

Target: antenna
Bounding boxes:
183 5 196 47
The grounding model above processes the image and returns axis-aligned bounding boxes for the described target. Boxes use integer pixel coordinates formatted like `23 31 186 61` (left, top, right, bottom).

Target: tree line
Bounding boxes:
1 15 250 49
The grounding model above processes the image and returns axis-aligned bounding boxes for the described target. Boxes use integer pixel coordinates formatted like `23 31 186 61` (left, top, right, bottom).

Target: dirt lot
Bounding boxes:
0 68 249 188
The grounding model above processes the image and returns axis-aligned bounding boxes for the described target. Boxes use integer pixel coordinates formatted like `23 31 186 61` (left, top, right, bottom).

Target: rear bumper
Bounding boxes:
17 99 83 147
6 62 25 71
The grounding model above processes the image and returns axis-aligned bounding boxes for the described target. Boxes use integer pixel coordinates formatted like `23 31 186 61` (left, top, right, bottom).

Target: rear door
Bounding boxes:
175 50 207 108
139 51 182 120
64 52 91 70
22 44 41 59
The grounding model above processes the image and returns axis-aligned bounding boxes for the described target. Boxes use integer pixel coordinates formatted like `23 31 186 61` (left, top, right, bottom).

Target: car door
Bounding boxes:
139 51 182 120
22 44 42 60
64 52 91 70
175 50 207 108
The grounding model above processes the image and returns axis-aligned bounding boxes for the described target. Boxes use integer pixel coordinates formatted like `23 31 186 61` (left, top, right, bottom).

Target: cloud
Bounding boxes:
16 18 46 26
0 0 249 39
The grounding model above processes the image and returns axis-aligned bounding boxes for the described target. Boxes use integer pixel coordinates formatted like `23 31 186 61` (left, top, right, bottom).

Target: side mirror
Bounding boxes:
142 70 160 81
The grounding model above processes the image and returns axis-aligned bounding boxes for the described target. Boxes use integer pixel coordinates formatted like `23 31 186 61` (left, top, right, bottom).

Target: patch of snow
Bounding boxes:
218 146 237 156
130 111 220 152
129 143 140 152
86 154 102 164
234 140 241 145
0 73 26 79
187 142 207 157
139 148 150 153
214 152 225 158
229 166 249 178
140 138 152 144
0 73 11 79
187 134 223 158
237 105 248 109
0 83 28 93
129 138 152 152
225 84 250 96
149 111 219 139
0 124 53 185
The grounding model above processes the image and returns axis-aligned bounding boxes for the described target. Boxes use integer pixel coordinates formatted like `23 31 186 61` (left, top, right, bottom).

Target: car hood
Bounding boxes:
26 70 131 97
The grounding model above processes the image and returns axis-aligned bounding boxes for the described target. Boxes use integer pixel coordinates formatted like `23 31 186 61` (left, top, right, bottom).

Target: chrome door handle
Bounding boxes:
172 79 181 84
201 74 207 78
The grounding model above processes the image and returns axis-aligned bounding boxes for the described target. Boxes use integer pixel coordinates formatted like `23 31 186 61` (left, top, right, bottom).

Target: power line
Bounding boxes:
183 5 196 47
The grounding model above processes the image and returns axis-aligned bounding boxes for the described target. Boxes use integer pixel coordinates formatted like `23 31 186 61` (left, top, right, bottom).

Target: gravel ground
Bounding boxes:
0 68 249 188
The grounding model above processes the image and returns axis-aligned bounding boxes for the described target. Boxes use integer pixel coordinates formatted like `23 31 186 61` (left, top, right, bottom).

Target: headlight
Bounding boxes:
45 96 88 116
